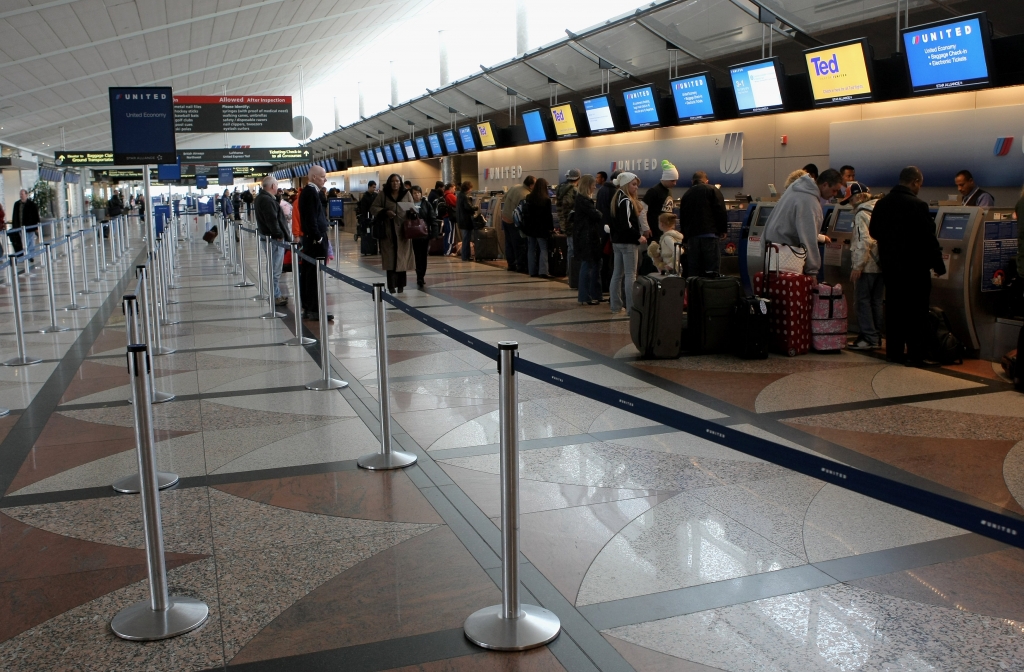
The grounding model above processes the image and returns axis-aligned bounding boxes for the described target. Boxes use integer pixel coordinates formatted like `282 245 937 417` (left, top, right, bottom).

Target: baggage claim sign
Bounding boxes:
172 96 293 133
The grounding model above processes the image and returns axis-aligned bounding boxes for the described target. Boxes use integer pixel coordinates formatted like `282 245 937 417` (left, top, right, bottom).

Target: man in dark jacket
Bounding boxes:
231 190 242 221
356 181 377 234
678 170 728 278
298 166 332 321
255 176 292 306
10 189 40 257
869 166 946 366
242 188 254 218
642 161 678 244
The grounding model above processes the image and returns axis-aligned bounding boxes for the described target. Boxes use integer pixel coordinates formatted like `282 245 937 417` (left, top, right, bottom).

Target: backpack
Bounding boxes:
430 195 449 219
925 307 965 364
512 199 527 229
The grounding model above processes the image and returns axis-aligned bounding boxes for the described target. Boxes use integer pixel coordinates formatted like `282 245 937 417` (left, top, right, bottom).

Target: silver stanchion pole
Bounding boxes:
141 263 175 357
3 262 42 366
251 227 267 301
92 223 103 283
164 234 181 290
113 292 178 493
358 283 416 470
218 218 228 261
305 258 346 390
111 342 208 641
156 239 179 320
99 220 109 270
283 242 314 346
77 230 95 294
228 223 240 276
260 237 285 319
111 217 121 260
334 222 342 270
60 235 82 310
37 243 69 333
233 226 254 287
464 341 560 651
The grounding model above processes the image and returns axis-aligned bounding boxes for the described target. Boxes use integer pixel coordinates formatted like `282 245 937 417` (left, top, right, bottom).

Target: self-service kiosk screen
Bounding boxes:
834 210 855 233
755 205 774 227
938 213 970 239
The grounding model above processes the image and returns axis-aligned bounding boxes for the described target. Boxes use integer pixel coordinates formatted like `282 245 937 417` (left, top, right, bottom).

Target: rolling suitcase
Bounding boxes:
753 270 814 357
685 276 742 353
428 238 444 256
360 233 378 256
474 227 500 260
811 283 848 352
202 226 218 244
548 233 568 277
514 232 529 273
630 275 686 359
734 296 771 359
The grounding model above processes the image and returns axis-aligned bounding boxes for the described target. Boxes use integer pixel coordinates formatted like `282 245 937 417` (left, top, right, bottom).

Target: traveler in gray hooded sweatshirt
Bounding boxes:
762 169 843 276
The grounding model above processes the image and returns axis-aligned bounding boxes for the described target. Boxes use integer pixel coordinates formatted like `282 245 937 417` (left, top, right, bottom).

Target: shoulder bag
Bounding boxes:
402 209 429 239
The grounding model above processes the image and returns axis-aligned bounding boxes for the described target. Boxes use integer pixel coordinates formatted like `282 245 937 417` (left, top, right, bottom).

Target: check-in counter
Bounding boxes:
931 206 986 354
967 207 1019 360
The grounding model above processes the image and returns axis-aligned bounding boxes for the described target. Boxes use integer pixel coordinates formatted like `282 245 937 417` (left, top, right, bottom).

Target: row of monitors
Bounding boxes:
358 12 992 165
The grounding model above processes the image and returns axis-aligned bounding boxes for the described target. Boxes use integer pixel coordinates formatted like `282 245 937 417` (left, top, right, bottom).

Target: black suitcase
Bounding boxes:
548 233 567 277
569 257 582 289
733 296 771 359
630 275 686 359
474 227 500 260
686 276 742 353
360 233 378 256
515 232 529 273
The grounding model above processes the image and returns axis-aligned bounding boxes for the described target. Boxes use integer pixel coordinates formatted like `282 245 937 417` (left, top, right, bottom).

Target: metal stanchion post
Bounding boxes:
113 292 177 493
260 237 285 319
156 241 179 323
283 242 315 346
233 226 254 287
3 262 42 366
92 224 103 283
111 218 121 260
251 228 267 301
305 259 346 390
464 341 560 651
61 235 82 310
358 283 416 469
218 219 228 261
37 243 69 333
334 222 341 270
165 236 181 290
141 263 175 357
99 219 109 270
228 224 240 275
111 343 208 641
77 231 95 294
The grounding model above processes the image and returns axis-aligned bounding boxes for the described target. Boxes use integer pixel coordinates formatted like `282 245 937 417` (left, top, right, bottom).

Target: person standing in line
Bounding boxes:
427 180 444 204
298 165 333 321
559 169 580 272
409 185 435 288
848 192 884 350
221 188 233 223
642 160 678 243
574 174 604 305
520 178 554 278
500 175 534 273
595 171 607 190
231 189 242 222
607 172 648 314
869 166 945 366
955 170 995 207
10 189 39 258
443 183 458 256
254 175 292 306
456 181 478 262
242 188 254 219
371 173 415 293
678 170 727 278
762 169 843 278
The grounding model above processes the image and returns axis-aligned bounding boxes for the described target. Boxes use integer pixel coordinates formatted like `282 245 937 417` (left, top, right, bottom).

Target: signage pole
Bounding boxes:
143 164 155 255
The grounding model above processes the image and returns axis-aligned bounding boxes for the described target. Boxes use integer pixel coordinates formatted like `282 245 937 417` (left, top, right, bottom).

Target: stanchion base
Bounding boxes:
160 318 181 326
283 336 316 346
77 289 99 295
261 311 286 319
169 283 182 289
464 604 561 651
0 408 9 418
61 303 84 311
358 450 417 471
166 299 179 305
233 280 255 288
305 377 348 391
3 354 43 367
153 390 175 403
152 346 177 355
111 596 209 641
250 294 270 302
112 471 179 494
37 324 70 333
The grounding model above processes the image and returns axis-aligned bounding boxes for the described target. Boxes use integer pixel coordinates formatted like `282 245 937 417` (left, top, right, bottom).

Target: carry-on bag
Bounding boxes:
629 275 686 359
754 243 814 356
926 307 966 364
474 227 500 260
685 275 742 354
548 233 568 277
733 296 771 359
811 283 848 351
202 226 218 244
360 233 379 256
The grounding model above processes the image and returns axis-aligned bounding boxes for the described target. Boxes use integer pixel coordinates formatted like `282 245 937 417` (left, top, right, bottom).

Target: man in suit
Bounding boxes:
298 166 332 321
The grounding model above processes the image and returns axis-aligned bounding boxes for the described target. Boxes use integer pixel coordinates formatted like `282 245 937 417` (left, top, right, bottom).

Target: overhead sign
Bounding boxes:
178 147 308 163
218 166 234 186
55 151 114 166
173 96 292 133
805 40 874 105
902 14 991 94
109 87 176 164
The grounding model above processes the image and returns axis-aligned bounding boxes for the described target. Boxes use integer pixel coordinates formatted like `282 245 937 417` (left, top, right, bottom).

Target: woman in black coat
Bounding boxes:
573 174 603 304
455 181 478 262
521 178 554 277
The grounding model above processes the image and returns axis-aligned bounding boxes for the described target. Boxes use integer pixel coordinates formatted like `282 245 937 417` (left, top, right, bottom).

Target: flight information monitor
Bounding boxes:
391 143 403 162
403 139 416 160
442 129 459 154
730 58 785 115
903 13 991 94
550 103 579 138
938 213 971 239
427 133 443 156
833 209 856 233
804 39 874 105
359 150 367 165
458 126 477 152
374 147 385 164
522 109 548 143
383 145 395 163
583 95 616 134
415 137 429 157
622 85 660 128
670 73 715 122
477 121 497 148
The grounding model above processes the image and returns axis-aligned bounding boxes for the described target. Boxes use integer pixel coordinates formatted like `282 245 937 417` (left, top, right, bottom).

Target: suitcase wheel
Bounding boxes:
787 348 797 357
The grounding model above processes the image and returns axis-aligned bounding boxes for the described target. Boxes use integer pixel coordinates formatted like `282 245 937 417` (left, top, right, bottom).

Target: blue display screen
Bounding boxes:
458 126 476 152
157 159 181 181
671 74 715 121
522 110 547 143
730 60 785 114
109 87 176 163
622 86 660 128
403 140 416 160
415 137 428 158
364 150 374 166
583 96 616 133
391 143 403 162
217 166 233 186
374 148 385 164
428 134 443 156
442 130 459 154
903 16 989 93
383 145 395 163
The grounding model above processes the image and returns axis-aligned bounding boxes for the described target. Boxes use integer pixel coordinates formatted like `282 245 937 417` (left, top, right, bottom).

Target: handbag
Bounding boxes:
471 213 487 230
371 211 388 240
766 242 806 274
403 212 429 239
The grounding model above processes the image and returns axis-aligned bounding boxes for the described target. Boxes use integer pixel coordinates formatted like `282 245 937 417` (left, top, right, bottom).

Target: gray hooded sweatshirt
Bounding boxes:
763 174 823 275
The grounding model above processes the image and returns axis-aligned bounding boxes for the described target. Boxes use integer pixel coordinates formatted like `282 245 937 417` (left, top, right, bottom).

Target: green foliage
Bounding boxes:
31 179 57 218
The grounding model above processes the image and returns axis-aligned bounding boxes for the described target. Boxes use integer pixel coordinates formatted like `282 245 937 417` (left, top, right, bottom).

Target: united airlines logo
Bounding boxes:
994 137 1014 156
910 22 973 45
720 132 743 175
114 93 168 100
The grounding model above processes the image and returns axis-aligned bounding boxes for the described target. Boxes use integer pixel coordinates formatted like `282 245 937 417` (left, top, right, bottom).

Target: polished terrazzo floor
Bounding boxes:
1 219 1023 671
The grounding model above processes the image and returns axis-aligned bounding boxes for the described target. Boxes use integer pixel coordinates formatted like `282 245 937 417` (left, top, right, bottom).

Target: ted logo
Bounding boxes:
810 54 840 76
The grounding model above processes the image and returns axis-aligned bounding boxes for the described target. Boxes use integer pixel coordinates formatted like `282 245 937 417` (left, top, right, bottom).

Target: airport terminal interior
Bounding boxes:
4 1 1024 671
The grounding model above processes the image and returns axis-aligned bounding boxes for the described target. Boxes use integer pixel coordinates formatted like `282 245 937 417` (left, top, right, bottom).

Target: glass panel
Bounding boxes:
452 79 513 112
575 22 693 77
486 62 552 100
529 46 608 92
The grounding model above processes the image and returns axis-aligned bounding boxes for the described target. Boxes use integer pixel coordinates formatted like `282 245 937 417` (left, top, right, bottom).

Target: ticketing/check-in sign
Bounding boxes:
805 41 873 105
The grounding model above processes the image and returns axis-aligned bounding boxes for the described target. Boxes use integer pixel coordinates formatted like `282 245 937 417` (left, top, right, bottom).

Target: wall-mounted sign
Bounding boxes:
178 147 308 163
173 96 292 133
109 87 176 164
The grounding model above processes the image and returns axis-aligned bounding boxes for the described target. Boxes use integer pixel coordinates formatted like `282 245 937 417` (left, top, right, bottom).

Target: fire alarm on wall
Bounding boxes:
780 135 788 145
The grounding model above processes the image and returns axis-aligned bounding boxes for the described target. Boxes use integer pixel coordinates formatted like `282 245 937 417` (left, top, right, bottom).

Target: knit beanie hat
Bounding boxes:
614 172 638 188
661 160 679 181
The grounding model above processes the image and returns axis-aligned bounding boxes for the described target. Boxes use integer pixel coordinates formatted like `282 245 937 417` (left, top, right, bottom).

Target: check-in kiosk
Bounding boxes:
740 202 776 293
931 206 986 353
821 205 856 324
721 201 754 279
970 208 1019 360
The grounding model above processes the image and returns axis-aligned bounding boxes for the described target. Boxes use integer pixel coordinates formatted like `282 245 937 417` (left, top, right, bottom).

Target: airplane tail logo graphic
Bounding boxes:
994 137 1014 156
720 133 743 175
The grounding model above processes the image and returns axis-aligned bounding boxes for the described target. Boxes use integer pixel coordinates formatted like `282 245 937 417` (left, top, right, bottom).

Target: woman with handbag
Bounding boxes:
520 178 554 278
370 173 415 293
762 170 842 276
456 181 478 262
409 186 435 288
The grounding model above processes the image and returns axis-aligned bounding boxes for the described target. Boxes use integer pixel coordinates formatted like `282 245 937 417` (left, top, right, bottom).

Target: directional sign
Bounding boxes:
178 147 309 163
54 151 114 166
173 96 292 133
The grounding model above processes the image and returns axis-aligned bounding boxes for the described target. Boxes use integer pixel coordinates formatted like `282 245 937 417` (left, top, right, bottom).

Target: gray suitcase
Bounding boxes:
630 275 686 359
474 227 500 260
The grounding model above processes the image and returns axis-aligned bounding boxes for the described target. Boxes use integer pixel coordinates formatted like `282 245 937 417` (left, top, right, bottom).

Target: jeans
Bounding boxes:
855 272 884 344
610 243 638 312
501 221 518 270
578 258 602 303
566 236 574 277
460 228 473 260
527 236 549 276
686 236 721 277
271 243 285 298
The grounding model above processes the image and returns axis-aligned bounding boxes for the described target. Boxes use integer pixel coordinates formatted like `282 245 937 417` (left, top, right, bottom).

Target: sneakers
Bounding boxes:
275 296 288 306
849 338 879 350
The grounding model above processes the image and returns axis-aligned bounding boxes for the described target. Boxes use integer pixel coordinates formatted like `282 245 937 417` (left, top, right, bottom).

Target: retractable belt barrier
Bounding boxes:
281 248 1024 551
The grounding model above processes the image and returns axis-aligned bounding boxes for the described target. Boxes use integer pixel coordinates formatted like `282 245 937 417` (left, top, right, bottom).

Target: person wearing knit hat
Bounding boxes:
614 172 638 188
607 172 648 314
643 160 678 244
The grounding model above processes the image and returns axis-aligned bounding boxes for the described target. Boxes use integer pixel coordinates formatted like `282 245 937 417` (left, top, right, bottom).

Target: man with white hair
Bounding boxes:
255 175 292 305
299 165 332 321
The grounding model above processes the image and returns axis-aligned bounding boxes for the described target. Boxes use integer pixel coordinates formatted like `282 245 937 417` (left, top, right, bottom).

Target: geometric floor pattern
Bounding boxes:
1 219 1023 671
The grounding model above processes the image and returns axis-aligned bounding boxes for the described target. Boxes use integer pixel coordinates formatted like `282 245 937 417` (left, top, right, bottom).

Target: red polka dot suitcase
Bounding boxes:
753 270 815 357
